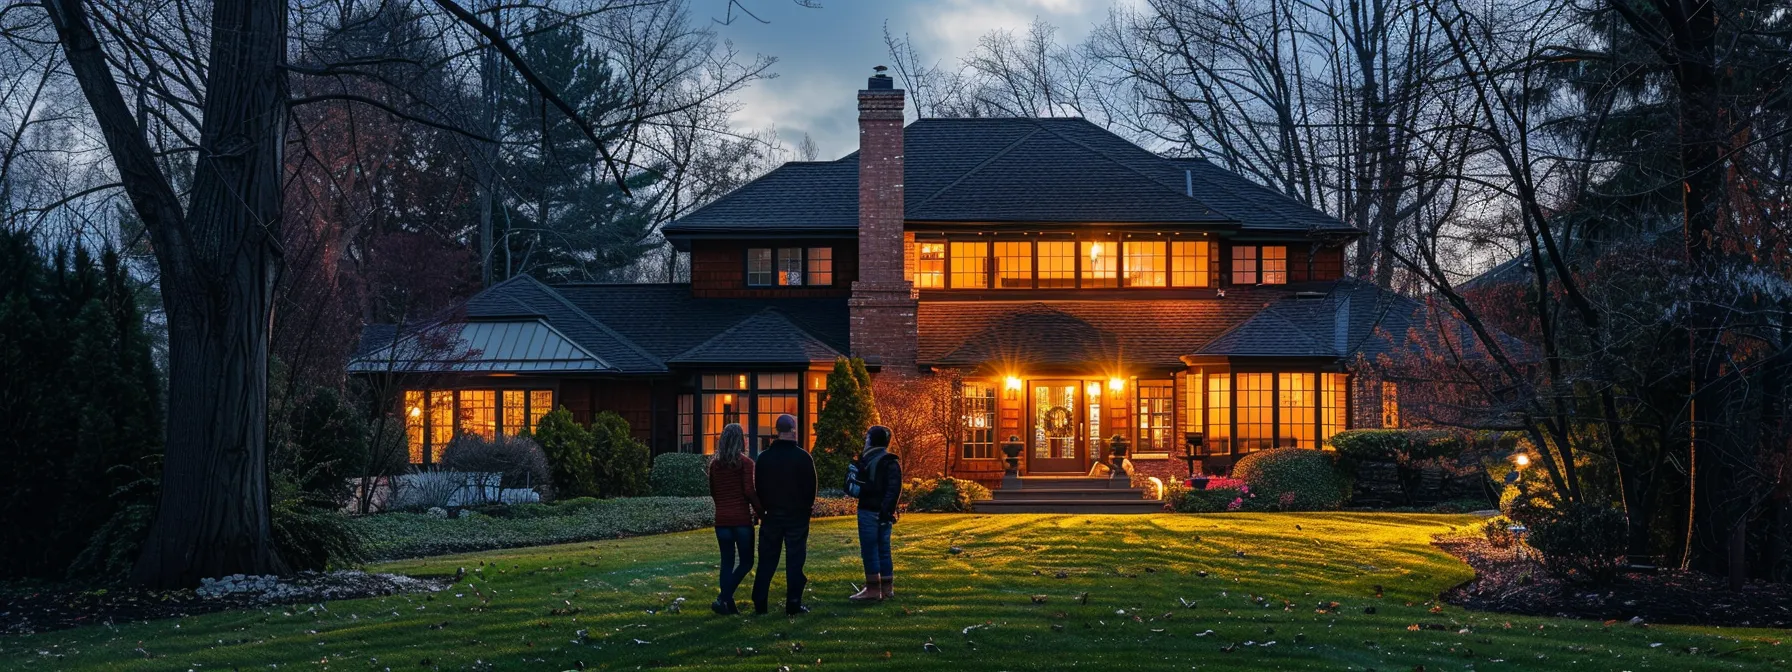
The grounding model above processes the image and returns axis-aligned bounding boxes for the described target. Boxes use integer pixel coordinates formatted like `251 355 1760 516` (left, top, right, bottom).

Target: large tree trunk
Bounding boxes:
42 0 289 587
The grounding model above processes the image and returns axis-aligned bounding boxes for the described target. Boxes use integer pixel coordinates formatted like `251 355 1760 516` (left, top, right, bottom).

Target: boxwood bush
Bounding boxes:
1231 448 1346 511
1525 502 1627 584
650 453 710 496
1165 481 1251 513
1330 429 1464 465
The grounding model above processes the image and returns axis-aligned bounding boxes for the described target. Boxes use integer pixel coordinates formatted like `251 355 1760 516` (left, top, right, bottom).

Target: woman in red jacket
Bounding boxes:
708 423 760 614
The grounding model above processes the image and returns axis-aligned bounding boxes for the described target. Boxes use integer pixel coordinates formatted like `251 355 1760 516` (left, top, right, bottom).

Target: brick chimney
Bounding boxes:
849 67 918 371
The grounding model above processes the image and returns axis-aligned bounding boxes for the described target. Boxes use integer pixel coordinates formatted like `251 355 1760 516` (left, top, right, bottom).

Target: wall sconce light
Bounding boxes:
1108 377 1125 392
1004 376 1023 392
1085 382 1101 398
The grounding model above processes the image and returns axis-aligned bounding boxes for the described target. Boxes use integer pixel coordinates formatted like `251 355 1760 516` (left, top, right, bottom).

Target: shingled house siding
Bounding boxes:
689 239 857 298
559 379 656 443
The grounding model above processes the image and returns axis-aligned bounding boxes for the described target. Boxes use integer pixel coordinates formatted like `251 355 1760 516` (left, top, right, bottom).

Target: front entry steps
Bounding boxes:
974 476 1164 514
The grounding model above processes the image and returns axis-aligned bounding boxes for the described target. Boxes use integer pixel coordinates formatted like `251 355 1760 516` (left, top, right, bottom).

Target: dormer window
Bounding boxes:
1230 245 1287 285
746 246 834 286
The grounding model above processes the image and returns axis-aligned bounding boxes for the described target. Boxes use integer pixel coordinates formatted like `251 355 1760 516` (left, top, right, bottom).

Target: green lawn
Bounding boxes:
3 513 1785 670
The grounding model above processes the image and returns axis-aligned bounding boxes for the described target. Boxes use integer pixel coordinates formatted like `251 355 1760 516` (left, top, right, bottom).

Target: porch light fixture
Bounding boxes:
1107 377 1125 392
1086 382 1101 398
1004 376 1023 392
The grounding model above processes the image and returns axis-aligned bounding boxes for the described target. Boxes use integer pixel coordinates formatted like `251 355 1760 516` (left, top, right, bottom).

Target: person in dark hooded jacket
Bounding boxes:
847 425 902 601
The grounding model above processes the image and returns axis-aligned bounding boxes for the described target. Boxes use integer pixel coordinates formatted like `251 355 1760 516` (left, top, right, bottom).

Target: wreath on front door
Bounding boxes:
1042 405 1074 436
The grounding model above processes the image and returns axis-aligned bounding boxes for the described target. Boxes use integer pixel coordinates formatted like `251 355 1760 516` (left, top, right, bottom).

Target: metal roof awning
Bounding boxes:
348 319 613 374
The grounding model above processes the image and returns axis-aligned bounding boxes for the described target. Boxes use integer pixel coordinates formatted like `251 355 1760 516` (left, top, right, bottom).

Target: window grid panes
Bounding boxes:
528 390 552 430
1123 241 1167 287
1235 373 1274 452
1278 373 1316 448
1037 241 1076 288
502 390 527 436
949 241 989 288
1322 373 1347 447
1262 246 1288 284
1080 240 1118 288
747 248 773 286
677 393 695 452
1182 371 1204 442
1206 375 1231 450
776 247 803 286
806 247 833 286
404 390 425 463
428 390 454 463
961 382 996 459
995 241 1032 289
916 242 945 288
1172 240 1212 287
807 373 828 441
1135 380 1174 452
1231 245 1259 285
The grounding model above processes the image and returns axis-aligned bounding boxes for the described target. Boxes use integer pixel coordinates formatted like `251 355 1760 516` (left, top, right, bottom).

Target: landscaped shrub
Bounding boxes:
442 433 550 490
271 479 367 571
1525 502 1627 584
813 496 859 517
532 407 597 499
352 497 717 559
899 477 991 512
591 411 650 497
650 452 709 496
1166 481 1251 512
1231 448 1346 511
1482 516 1518 548
389 469 464 511
1331 429 1464 465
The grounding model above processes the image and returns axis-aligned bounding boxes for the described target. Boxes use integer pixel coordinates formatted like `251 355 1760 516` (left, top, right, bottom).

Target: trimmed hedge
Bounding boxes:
1330 429 1464 464
900 477 991 513
354 497 714 560
1166 482 1251 513
650 453 710 496
1232 448 1346 511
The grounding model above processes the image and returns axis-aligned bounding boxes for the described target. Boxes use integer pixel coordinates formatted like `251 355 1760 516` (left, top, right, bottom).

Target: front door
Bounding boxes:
1028 380 1087 473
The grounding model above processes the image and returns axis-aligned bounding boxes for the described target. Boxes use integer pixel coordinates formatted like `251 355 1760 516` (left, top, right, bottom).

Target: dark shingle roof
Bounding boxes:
1192 279 1535 363
664 118 1353 234
551 284 848 363
668 308 845 365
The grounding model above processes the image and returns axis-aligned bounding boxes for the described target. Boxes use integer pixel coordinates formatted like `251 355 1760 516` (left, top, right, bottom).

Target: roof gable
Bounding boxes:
669 308 845 365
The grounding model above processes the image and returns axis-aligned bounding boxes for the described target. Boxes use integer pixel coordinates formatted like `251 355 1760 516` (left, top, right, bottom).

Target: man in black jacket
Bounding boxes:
750 414 816 615
848 425 903 601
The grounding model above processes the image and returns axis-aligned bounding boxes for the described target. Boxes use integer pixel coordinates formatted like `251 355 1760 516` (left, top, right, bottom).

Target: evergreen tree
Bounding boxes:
532 407 598 499
850 356 880 425
812 357 872 490
590 411 650 497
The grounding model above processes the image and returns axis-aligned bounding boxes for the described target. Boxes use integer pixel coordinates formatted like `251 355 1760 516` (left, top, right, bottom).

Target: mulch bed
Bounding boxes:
1435 537 1792 629
1 571 449 636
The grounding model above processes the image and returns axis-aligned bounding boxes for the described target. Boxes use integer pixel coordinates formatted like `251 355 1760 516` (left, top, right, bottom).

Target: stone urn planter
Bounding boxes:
1000 435 1024 490
1107 434 1130 479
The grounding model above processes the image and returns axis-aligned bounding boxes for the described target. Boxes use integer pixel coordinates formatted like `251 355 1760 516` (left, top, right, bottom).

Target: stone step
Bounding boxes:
992 488 1149 501
974 499 1166 515
1012 477 1134 490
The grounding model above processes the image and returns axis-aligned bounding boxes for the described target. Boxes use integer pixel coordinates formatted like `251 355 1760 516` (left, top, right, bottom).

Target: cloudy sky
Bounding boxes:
707 0 1125 160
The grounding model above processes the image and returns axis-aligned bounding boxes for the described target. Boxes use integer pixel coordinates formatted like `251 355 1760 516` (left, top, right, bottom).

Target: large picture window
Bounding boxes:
1322 373 1348 447
949 241 989 288
1277 373 1315 448
405 388 554 464
916 242 945 288
1206 374 1231 450
1037 241 1076 288
1171 240 1212 287
698 372 813 454
995 241 1032 289
1123 241 1167 287
1135 380 1174 452
1235 373 1274 452
700 373 748 454
1081 240 1117 288
961 382 996 459
754 373 800 451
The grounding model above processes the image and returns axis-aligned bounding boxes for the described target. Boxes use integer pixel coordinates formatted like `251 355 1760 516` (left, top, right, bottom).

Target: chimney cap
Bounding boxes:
867 65 894 90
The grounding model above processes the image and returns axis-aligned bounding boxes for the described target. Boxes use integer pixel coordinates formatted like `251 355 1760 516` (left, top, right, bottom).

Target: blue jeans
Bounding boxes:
857 510 893 577
715 526 754 602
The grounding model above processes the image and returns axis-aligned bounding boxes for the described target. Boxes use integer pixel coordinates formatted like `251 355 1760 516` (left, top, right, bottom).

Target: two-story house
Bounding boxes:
352 70 1471 484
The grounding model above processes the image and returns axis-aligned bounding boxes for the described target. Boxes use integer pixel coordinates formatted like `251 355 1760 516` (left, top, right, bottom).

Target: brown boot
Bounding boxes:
879 575 894 599
848 573 882 601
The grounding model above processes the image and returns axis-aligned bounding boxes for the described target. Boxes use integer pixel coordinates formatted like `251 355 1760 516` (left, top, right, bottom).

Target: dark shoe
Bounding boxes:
712 599 729 615
753 602 768 615
784 601 810 616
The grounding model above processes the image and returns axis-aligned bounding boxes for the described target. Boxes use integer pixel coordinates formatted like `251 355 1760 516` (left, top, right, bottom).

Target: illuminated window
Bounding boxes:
754 373 800 451
995 241 1033 289
1123 241 1167 287
1381 381 1400 428
1135 380 1174 452
404 390 425 463
677 394 695 452
806 372 828 440
428 390 454 463
502 390 527 436
1182 371 1204 446
1262 246 1287 284
1037 241 1076 288
777 247 804 285
806 247 833 286
1322 373 1348 447
961 382 996 459
1277 373 1315 449
1231 245 1259 285
1171 240 1212 287
1081 240 1117 288
916 242 945 288
457 390 496 440
1235 373 1273 452
949 241 989 288
528 390 552 430
700 373 748 454
1206 374 1230 449
747 248 773 286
